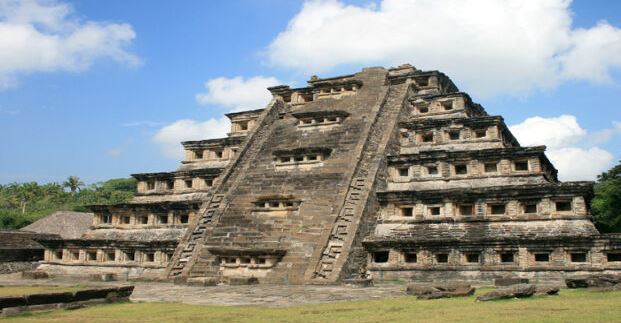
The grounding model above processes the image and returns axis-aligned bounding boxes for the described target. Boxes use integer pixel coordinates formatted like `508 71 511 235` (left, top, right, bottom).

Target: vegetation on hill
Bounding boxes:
592 159 621 233
0 177 136 230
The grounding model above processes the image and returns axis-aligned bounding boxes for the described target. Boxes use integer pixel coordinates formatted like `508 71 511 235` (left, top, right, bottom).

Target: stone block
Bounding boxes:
116 286 135 298
405 284 436 296
536 286 560 295
417 287 475 300
21 271 48 279
476 284 536 302
228 276 258 285
343 278 373 287
90 273 117 282
495 278 529 287
566 275 621 289
73 288 118 302
187 277 218 287
0 296 27 309
433 282 472 292
26 292 73 305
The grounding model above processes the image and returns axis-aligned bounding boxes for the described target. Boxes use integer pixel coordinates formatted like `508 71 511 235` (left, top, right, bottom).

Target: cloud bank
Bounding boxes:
153 76 280 159
510 115 617 181
267 0 621 97
0 0 139 89
153 118 231 159
195 76 280 112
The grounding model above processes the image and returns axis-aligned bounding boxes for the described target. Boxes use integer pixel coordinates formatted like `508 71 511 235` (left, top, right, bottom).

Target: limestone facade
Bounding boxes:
37 64 621 284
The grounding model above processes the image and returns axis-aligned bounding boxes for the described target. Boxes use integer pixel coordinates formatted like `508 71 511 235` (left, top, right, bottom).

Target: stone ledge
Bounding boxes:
0 285 134 316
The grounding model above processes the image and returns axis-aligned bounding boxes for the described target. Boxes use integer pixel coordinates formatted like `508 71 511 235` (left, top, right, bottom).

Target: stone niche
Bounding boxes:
312 82 360 100
207 247 286 279
268 77 362 105
252 195 301 217
273 147 332 170
225 109 263 136
292 110 350 130
409 93 486 119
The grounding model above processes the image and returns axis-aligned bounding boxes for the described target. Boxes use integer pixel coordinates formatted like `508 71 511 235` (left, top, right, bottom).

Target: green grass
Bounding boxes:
0 286 84 297
3 288 621 322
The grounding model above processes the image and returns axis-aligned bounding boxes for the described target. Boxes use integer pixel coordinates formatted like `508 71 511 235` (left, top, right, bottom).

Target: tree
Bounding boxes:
592 160 621 233
14 182 40 214
0 177 136 229
63 176 85 194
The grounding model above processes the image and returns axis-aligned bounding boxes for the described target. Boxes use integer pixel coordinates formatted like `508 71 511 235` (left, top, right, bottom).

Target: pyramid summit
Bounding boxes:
37 65 621 284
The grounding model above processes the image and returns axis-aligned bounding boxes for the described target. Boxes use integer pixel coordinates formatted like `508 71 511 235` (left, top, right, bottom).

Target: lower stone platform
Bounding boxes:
37 264 165 281
369 269 621 286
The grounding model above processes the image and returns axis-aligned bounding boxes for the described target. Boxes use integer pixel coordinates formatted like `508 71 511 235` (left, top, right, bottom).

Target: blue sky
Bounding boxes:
0 0 620 184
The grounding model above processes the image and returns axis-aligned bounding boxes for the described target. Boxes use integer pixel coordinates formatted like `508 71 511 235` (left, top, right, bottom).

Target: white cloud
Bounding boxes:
196 76 280 111
560 22 621 83
509 115 585 148
546 147 613 181
267 0 621 97
152 118 230 159
510 115 617 181
0 0 139 89
589 121 621 145
152 75 279 159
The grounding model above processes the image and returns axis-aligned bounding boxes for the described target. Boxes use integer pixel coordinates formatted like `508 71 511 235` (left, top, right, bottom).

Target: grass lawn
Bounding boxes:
0 286 85 297
3 288 621 322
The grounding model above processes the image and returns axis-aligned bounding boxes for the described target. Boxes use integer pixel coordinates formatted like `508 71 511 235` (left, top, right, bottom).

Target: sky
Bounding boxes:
0 0 620 185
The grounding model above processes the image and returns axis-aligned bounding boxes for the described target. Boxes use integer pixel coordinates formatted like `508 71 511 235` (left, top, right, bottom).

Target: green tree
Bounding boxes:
63 176 85 194
592 160 621 233
0 177 136 229
14 182 40 214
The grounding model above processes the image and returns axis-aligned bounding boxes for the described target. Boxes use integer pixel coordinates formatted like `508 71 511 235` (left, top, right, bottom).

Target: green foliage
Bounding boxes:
62 175 85 193
0 177 136 229
592 160 621 233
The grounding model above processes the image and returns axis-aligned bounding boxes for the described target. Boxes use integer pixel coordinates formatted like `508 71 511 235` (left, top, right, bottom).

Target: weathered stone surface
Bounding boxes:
0 262 38 275
0 285 134 316
535 286 560 295
228 276 258 285
476 284 537 302
433 282 472 292
342 278 373 287
417 287 475 300
26 292 73 305
495 278 529 287
73 288 119 302
21 271 48 279
29 65 621 285
406 283 474 299
0 296 27 309
566 275 621 289
90 273 117 282
187 277 218 287
405 284 437 296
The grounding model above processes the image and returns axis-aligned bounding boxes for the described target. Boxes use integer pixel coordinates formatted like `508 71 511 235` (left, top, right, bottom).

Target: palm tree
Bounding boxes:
63 176 85 194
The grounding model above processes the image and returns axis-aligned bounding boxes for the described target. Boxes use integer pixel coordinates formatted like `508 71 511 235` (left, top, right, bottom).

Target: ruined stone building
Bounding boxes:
37 65 621 284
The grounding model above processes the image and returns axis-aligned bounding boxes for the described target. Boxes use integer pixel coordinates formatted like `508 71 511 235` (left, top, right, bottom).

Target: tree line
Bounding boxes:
0 177 136 229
